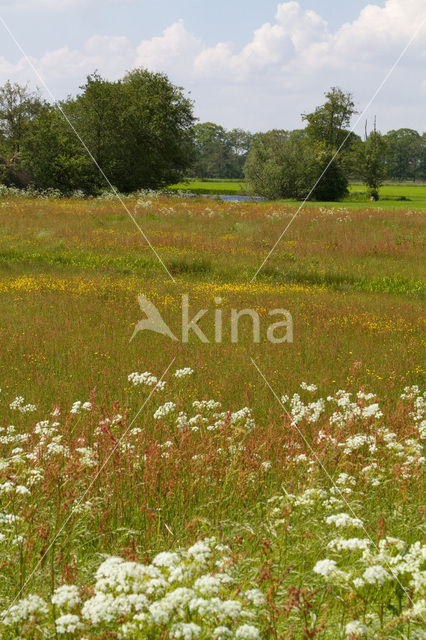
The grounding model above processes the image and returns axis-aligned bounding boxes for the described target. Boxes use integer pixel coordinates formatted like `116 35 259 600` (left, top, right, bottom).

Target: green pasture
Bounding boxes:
169 179 426 209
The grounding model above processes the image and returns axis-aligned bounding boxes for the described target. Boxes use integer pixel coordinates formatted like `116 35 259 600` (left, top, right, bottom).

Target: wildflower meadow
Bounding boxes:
0 191 424 639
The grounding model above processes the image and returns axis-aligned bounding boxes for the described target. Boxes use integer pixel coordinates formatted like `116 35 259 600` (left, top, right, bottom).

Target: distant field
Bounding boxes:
170 179 426 209
170 178 245 195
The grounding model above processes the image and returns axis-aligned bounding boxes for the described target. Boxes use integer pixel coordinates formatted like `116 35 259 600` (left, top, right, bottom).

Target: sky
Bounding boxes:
0 0 425 134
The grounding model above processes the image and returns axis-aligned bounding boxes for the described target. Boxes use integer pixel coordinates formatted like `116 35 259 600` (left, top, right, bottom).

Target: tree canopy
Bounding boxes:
1 70 195 194
0 76 424 199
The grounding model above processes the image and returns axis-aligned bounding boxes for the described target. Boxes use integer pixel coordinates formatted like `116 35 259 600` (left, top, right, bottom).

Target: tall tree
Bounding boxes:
384 128 424 181
22 69 195 193
299 87 358 200
302 87 356 149
354 126 387 200
190 123 253 179
0 81 43 186
0 81 42 153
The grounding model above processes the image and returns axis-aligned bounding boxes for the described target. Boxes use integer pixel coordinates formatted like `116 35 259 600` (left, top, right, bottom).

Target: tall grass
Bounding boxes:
0 194 424 638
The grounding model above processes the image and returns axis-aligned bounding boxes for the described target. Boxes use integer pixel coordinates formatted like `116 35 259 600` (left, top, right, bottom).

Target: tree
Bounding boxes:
189 123 253 179
114 68 195 191
302 87 356 149
418 133 426 181
383 128 424 181
244 130 320 200
21 69 196 193
0 81 43 153
353 128 387 200
23 104 98 193
191 122 229 178
299 86 356 200
0 81 43 187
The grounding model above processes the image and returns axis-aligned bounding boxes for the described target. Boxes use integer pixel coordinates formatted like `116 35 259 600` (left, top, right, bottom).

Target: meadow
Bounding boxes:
0 192 424 639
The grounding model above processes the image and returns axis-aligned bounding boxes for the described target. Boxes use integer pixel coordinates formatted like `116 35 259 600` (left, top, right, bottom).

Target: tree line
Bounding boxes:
0 72 424 200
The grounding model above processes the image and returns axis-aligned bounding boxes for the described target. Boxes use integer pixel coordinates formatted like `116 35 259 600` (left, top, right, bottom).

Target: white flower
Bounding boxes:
170 622 202 639
148 600 171 625
325 513 363 529
70 401 82 414
361 403 383 420
70 400 92 414
128 371 166 391
52 585 81 609
153 402 176 421
2 594 48 625
327 538 371 552
345 620 368 637
313 558 339 577
9 396 36 413
152 551 180 568
363 565 390 585
235 624 261 639
213 627 233 638
300 382 317 392
55 613 83 634
174 368 194 379
244 589 265 606
76 447 98 468
194 575 223 596
352 578 365 589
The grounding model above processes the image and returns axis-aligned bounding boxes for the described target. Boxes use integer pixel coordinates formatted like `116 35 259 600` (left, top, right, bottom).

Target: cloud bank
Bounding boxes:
0 0 425 131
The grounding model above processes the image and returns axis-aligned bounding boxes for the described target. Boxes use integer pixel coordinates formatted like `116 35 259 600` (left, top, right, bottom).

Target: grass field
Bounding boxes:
170 179 426 209
0 193 425 638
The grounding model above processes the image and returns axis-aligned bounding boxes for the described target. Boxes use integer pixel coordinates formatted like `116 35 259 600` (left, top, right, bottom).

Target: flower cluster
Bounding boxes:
1 538 263 639
128 371 166 392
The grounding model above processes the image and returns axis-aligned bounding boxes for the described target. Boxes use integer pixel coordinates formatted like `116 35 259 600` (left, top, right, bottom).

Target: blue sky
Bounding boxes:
0 0 424 133
0 1 384 57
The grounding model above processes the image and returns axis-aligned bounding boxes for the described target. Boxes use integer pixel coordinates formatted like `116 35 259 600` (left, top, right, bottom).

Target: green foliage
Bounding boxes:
353 130 387 200
1 71 195 194
244 130 315 199
302 86 356 149
190 122 252 179
0 81 43 154
0 81 44 187
23 104 98 192
244 88 357 201
383 128 425 181
244 130 348 201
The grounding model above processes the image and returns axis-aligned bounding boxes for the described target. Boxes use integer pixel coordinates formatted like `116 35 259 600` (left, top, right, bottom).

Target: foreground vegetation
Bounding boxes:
0 193 424 638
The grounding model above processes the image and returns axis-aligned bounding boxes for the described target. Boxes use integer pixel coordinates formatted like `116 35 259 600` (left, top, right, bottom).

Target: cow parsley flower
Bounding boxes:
2 594 48 625
326 513 363 529
300 382 317 392
174 368 194 379
345 620 368 637
52 585 81 609
170 622 202 639
153 402 176 420
55 613 83 634
313 558 339 577
235 624 261 639
213 627 233 638
363 565 390 585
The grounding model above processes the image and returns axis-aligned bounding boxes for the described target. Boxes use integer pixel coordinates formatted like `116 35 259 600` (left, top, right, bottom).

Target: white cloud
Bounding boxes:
0 0 424 131
0 35 133 95
135 19 203 77
194 2 330 81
